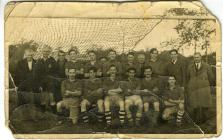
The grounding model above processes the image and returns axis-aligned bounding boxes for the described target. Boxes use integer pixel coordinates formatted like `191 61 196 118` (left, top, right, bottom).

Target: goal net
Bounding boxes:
5 17 162 56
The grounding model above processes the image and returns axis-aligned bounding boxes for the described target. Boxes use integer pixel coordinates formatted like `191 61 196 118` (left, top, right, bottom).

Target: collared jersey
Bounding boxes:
83 78 103 100
61 79 83 98
83 78 102 93
163 86 184 101
102 77 122 96
140 77 159 91
124 78 141 96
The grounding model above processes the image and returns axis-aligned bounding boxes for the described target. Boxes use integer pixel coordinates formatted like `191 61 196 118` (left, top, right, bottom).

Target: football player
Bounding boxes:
162 76 185 126
80 67 104 123
103 65 125 127
124 68 143 127
57 68 83 124
140 66 160 126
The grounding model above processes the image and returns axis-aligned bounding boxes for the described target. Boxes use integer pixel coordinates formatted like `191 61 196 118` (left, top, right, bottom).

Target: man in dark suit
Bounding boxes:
16 48 38 105
16 48 36 91
187 52 214 124
35 46 57 111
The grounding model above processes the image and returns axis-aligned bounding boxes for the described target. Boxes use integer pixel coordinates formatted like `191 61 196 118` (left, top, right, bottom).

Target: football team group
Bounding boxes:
11 45 215 129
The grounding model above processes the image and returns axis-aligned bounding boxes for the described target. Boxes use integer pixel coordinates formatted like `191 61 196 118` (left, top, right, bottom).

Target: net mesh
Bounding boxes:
6 18 161 54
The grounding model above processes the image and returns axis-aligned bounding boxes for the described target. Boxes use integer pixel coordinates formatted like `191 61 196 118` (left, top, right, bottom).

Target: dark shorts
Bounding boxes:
86 97 103 104
142 96 159 103
84 90 104 103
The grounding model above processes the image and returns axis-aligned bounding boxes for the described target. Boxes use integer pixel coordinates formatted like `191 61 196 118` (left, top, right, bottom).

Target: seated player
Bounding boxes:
162 76 185 127
80 67 104 123
103 65 125 127
57 68 83 125
140 66 160 126
124 68 143 127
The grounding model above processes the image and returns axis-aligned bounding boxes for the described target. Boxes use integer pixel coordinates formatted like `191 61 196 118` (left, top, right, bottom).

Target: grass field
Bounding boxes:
9 93 217 134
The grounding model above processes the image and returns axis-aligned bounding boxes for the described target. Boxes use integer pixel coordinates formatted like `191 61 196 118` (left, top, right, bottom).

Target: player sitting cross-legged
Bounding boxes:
103 65 125 127
162 76 185 127
56 68 83 125
80 67 104 124
124 68 143 127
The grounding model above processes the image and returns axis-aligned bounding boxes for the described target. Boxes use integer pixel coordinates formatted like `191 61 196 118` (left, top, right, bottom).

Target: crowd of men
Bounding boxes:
11 45 215 128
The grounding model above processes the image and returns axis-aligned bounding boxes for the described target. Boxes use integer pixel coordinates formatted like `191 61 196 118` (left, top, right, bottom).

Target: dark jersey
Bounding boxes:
140 77 159 96
102 77 123 97
84 61 102 77
35 57 57 77
104 60 122 76
61 79 83 98
163 86 184 101
55 59 67 78
148 59 166 77
135 62 148 78
83 78 103 101
124 78 141 96
65 60 84 70
121 62 137 79
140 77 159 90
65 61 84 79
165 59 186 86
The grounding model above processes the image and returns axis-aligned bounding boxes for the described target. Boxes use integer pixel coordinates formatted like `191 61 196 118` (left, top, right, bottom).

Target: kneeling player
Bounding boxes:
124 68 143 127
103 65 125 127
140 66 160 126
162 76 185 126
57 68 83 124
81 67 104 123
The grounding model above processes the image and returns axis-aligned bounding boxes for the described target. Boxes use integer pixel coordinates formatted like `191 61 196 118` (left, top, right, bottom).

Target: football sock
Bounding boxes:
119 110 125 124
82 111 89 123
105 111 112 125
97 112 105 123
176 110 184 123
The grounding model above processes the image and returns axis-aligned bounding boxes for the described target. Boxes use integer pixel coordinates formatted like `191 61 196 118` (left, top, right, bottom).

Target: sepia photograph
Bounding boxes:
4 0 221 138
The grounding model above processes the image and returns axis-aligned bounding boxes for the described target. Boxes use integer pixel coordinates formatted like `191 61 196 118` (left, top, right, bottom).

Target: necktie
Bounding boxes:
196 63 199 70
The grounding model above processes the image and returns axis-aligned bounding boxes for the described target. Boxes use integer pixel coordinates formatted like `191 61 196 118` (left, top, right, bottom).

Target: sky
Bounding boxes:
135 19 218 57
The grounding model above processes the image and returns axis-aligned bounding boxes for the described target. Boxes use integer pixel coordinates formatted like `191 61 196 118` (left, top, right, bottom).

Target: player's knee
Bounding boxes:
56 102 62 112
104 98 110 108
162 111 170 120
144 102 149 107
119 100 125 109
143 102 149 111
153 102 160 110
135 99 143 106
125 100 133 107
80 100 88 107
179 103 184 111
97 99 104 106
97 88 103 94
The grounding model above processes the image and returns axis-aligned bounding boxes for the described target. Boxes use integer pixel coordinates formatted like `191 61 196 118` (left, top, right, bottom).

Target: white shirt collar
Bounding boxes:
27 61 32 70
195 62 201 69
172 59 177 64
